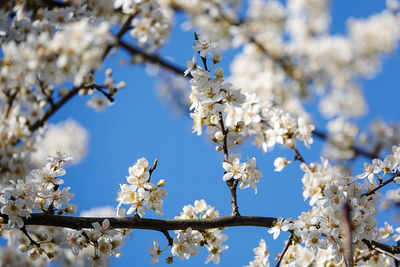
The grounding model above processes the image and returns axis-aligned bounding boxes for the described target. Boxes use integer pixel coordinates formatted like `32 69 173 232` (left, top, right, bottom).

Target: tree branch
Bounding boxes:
362 239 400 261
28 15 135 132
0 214 276 231
29 86 81 132
161 229 173 246
362 173 400 197
20 226 40 248
118 40 191 78
292 147 307 166
276 233 294 267
313 130 378 160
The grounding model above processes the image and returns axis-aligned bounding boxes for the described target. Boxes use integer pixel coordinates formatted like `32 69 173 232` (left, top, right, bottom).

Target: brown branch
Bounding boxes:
20 226 40 248
161 229 173 246
313 130 378 160
362 173 400 197
93 84 115 103
292 147 307 166
0 214 276 231
118 40 191 78
276 233 294 267
355 250 380 263
28 86 81 132
148 158 158 178
362 239 400 261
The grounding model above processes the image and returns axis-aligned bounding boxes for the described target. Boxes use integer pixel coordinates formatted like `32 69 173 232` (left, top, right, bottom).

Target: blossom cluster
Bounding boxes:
116 157 167 217
263 152 400 265
1 18 114 89
296 159 378 264
0 109 37 182
1 209 129 266
186 39 315 156
186 43 246 138
224 95 315 153
0 152 75 229
222 154 262 193
167 200 227 264
115 0 172 50
357 145 400 185
186 40 266 194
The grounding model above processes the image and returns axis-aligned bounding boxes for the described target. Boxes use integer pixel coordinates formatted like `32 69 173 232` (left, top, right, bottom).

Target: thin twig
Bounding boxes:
313 130 378 160
354 250 380 263
93 84 115 103
193 32 208 71
276 233 294 267
149 158 158 177
161 229 173 246
29 86 81 132
292 147 307 166
362 173 400 197
118 40 191 78
20 226 40 247
362 239 400 261
219 111 240 216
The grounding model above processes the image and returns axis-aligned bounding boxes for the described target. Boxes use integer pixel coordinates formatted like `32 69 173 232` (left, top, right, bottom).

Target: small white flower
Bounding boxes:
268 217 289 240
222 155 246 181
148 239 161 264
274 157 288 172
192 39 215 57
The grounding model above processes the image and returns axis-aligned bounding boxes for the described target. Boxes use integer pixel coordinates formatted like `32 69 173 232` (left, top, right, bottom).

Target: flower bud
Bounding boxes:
215 67 224 79
210 115 220 125
106 68 113 77
166 255 173 264
67 204 78 214
29 248 40 260
117 81 126 88
215 131 224 141
274 157 288 172
212 52 222 64
234 137 243 145
286 139 295 149
157 179 166 187
236 121 245 130
59 88 69 97
215 146 222 152
18 244 28 252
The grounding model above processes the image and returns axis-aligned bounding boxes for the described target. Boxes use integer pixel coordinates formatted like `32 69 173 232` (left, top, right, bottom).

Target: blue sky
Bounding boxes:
46 1 400 266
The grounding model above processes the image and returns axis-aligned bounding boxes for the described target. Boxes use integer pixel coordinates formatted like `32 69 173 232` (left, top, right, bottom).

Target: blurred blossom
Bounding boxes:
31 119 89 166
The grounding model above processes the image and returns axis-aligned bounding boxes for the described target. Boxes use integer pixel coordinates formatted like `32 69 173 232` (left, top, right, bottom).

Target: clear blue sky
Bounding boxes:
49 1 400 266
